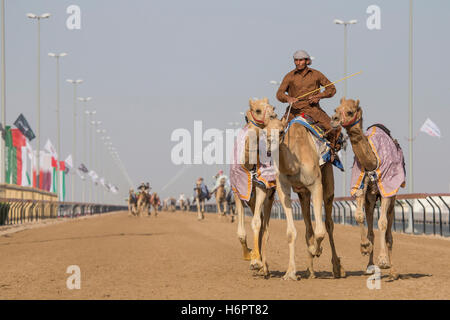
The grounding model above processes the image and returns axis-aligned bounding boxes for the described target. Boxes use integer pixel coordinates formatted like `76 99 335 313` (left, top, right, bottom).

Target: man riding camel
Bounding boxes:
211 170 230 195
276 50 342 160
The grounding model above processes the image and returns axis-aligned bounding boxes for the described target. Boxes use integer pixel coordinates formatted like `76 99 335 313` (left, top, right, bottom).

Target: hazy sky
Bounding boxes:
3 0 450 201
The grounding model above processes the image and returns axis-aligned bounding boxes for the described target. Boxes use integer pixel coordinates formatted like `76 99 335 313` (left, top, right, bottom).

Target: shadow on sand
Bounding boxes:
256 269 432 281
0 232 162 246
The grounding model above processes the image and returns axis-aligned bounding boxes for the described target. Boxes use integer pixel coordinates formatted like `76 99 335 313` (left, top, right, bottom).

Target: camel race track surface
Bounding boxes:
0 210 449 300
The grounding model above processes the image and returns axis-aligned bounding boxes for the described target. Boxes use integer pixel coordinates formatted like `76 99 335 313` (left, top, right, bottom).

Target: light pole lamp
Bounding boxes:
334 18 357 197
48 52 67 199
27 12 51 189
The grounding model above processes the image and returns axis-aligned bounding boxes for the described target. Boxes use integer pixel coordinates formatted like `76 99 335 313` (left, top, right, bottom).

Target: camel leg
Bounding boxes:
306 178 326 258
217 199 222 217
250 186 266 271
377 197 390 269
258 188 275 278
196 197 203 220
356 192 372 256
235 193 251 260
321 163 346 278
386 198 399 280
360 194 376 273
297 188 316 279
223 201 228 217
201 200 205 218
355 177 372 256
277 174 299 281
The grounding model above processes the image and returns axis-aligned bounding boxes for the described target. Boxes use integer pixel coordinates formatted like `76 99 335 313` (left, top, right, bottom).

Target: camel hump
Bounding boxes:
367 123 403 151
367 123 391 138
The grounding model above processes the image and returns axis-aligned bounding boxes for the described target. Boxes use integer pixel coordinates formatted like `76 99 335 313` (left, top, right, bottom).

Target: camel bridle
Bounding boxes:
249 104 271 127
341 108 361 128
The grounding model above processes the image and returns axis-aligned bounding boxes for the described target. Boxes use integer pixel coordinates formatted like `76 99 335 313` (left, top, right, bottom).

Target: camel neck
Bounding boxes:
346 121 378 171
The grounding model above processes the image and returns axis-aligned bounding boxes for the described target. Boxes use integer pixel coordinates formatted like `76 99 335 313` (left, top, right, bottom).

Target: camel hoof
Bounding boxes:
306 269 316 279
364 264 376 275
389 271 400 280
250 261 263 271
360 241 373 256
377 255 390 269
253 267 270 279
282 271 300 281
332 258 346 278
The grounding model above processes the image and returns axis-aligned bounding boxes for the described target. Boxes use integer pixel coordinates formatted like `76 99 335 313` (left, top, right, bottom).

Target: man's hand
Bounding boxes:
308 95 321 104
286 96 298 104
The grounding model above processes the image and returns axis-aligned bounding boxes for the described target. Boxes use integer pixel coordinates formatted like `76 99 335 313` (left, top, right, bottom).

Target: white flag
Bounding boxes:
89 170 99 184
420 118 441 138
44 139 58 159
65 155 73 169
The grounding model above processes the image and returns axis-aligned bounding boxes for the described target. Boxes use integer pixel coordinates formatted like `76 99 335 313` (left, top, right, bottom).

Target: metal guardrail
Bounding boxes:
0 197 127 226
330 194 450 237
185 193 450 238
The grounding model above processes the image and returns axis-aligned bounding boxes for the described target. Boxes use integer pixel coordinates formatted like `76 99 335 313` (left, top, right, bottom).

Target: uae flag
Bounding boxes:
44 139 58 193
5 127 26 186
40 152 53 192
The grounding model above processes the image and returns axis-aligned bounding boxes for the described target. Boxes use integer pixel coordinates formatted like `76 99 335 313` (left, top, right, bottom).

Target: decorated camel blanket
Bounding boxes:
350 125 406 198
285 116 344 170
230 125 276 201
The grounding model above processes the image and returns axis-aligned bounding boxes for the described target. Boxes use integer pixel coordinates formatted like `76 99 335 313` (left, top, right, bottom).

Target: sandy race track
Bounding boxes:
0 210 449 300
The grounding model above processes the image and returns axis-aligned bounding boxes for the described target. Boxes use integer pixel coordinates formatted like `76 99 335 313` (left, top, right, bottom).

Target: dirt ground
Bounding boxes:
0 209 449 300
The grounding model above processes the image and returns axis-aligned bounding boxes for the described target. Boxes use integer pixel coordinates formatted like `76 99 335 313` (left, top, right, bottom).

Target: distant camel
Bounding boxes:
128 189 138 216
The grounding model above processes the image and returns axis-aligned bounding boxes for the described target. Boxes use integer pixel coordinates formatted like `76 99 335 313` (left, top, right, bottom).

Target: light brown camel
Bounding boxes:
194 178 209 220
128 189 138 216
264 113 346 280
330 97 405 280
137 190 150 217
150 192 161 217
231 98 278 278
214 177 228 219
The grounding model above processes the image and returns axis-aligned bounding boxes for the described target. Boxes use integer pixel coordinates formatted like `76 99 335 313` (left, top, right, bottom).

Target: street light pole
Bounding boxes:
408 0 414 193
49 53 67 200
66 79 83 201
27 13 50 189
97 128 106 203
85 110 96 202
1 0 5 184
91 120 101 203
334 18 357 197
78 97 92 202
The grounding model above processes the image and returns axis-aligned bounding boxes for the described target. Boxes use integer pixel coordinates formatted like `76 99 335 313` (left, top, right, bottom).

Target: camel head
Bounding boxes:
246 97 277 127
195 178 203 194
219 177 226 186
264 115 287 156
331 97 362 130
